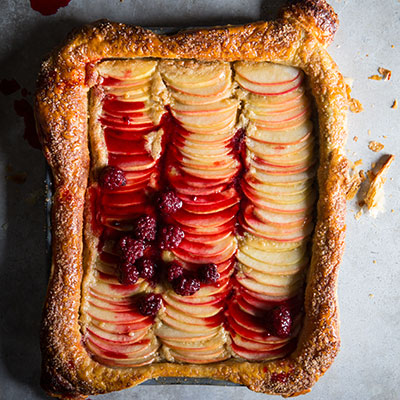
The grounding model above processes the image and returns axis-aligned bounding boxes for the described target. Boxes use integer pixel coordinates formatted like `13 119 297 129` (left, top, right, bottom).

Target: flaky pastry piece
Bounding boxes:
35 0 349 398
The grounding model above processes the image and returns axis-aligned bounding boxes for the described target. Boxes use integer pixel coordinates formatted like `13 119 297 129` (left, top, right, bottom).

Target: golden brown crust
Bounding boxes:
35 0 348 397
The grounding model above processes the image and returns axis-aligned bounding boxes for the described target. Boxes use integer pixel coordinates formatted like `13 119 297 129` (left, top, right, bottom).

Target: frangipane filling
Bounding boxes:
80 59 316 367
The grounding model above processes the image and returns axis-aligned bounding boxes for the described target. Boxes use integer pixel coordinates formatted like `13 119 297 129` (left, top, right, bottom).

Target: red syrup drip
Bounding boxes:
29 0 72 16
0 79 20 95
13 99 41 150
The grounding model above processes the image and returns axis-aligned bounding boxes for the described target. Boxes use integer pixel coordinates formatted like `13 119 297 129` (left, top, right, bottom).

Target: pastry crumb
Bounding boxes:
349 98 363 113
364 154 395 217
378 67 391 81
392 99 398 109
347 169 366 200
354 159 363 167
368 129 371 136
368 67 392 81
353 136 358 142
368 293 374 298
354 209 363 220
368 141 384 152
372 260 377 264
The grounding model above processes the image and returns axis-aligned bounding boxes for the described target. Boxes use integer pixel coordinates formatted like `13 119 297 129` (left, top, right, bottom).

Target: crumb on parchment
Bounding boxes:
368 141 384 152
349 97 363 113
392 99 398 109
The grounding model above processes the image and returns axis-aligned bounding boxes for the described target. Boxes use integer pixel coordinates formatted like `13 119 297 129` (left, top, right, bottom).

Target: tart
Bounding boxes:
35 0 349 398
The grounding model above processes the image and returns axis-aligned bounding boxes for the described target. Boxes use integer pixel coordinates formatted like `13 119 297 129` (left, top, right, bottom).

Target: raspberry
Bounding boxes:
99 166 126 190
117 262 139 285
138 293 163 317
167 263 184 282
134 215 157 241
270 305 292 338
173 276 200 296
159 225 185 250
137 258 156 280
157 190 183 215
199 263 220 284
118 236 145 264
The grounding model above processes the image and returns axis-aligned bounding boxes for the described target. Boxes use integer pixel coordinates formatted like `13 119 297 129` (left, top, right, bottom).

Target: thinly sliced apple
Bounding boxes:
90 280 148 299
165 306 223 327
250 167 316 184
236 252 307 275
248 120 313 145
159 60 230 88
156 324 220 342
246 176 312 195
98 59 157 81
86 303 151 324
86 324 148 344
240 233 302 251
247 96 308 115
236 273 302 297
253 207 311 225
169 349 229 364
236 73 302 96
235 61 300 85
86 332 151 354
162 334 225 352
169 87 232 105
173 99 237 115
230 332 287 351
163 295 223 317
239 243 306 265
242 266 303 287
172 107 237 128
231 342 290 361
160 314 221 334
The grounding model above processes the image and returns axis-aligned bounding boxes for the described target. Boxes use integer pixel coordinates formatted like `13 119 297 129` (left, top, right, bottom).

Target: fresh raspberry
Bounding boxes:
118 236 145 264
199 263 220 284
117 262 139 285
157 190 183 216
137 258 156 280
138 293 163 317
99 166 126 190
134 215 157 242
270 305 292 338
167 263 184 282
159 225 185 250
173 276 200 296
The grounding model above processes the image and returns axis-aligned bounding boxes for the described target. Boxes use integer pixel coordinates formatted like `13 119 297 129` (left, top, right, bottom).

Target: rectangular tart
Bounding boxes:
35 0 349 398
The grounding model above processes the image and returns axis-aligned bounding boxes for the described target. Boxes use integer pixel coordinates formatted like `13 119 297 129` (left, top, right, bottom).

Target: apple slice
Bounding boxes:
93 354 156 368
235 61 300 85
159 60 230 88
246 176 312 195
240 233 302 252
169 349 229 364
179 236 235 257
252 207 311 226
86 332 151 354
250 167 316 184
173 206 238 228
173 99 237 115
236 73 302 96
242 266 303 287
248 120 313 145
90 318 153 334
236 273 302 297
163 295 223 318
165 306 224 327
236 251 308 275
90 280 148 299
172 106 237 128
173 241 237 264
86 303 151 324
156 324 220 342
98 59 157 81
160 314 221 334
231 342 290 361
239 242 306 265
102 77 152 89
162 334 225 352
86 324 148 344
247 95 309 115
230 332 287 351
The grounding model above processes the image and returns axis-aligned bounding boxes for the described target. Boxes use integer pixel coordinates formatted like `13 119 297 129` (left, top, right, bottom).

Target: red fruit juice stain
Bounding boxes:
30 0 72 16
13 99 42 150
0 79 20 95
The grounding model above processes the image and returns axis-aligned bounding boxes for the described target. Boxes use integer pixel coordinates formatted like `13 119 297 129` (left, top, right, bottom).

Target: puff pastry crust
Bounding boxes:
35 0 349 398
